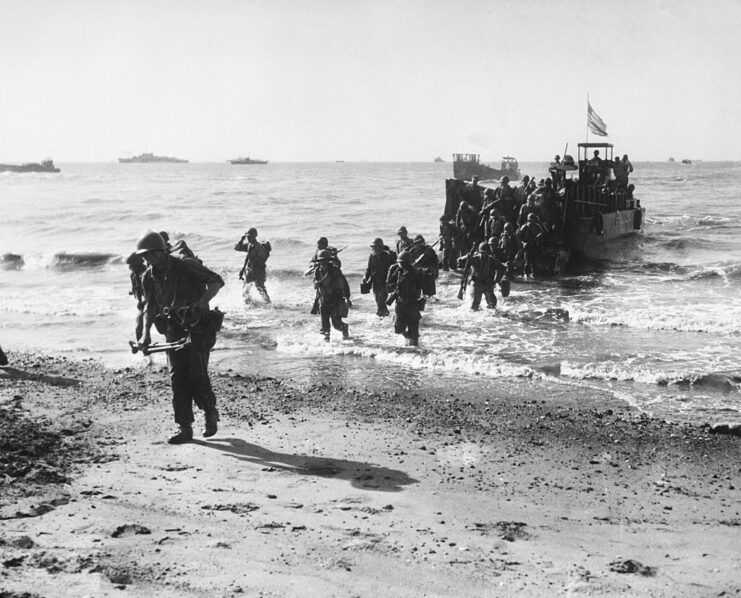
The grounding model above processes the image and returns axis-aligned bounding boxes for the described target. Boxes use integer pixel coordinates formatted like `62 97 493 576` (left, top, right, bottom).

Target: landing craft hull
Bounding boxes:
569 208 645 260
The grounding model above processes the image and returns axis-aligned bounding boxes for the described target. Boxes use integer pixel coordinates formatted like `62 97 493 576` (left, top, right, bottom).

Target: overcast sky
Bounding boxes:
2 0 740 162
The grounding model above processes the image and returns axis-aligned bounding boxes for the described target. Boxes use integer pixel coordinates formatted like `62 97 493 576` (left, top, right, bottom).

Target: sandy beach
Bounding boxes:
1 351 740 597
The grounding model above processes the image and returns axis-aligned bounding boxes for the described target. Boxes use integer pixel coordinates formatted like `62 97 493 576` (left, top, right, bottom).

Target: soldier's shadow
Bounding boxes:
193 437 418 492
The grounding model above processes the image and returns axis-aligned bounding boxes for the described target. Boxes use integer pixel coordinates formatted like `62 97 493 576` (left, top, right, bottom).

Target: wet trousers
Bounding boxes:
373 284 389 316
471 282 496 310
394 301 421 342
320 302 348 338
167 344 217 426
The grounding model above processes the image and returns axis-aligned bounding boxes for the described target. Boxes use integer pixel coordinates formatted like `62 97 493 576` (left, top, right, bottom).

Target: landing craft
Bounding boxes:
444 142 645 275
452 153 521 182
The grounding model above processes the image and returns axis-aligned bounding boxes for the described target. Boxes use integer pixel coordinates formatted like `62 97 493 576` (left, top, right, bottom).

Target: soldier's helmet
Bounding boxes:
370 237 384 248
504 222 514 232
317 237 328 249
439 215 447 221
487 236 498 245
478 242 489 252
316 249 333 262
135 231 167 255
472 175 480 182
397 226 408 235
484 188 495 197
397 251 412 264
527 213 537 222
247 227 258 238
413 234 425 245
500 176 510 184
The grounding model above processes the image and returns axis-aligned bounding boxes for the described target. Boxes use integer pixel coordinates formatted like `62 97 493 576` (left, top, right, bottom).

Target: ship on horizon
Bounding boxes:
0 158 60 173
228 156 268 165
119 152 188 163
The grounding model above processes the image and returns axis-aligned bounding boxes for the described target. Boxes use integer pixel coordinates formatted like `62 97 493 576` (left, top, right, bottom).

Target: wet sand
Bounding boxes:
1 351 740 597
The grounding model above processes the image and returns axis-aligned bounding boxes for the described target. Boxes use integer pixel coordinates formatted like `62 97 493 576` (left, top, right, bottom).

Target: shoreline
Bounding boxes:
1 351 740 597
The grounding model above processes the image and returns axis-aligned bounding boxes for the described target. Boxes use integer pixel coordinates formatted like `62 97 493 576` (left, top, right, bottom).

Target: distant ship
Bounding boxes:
681 159 692 164
119 152 188 163
0 159 60 173
228 156 268 165
668 157 675 162
434 156 445 163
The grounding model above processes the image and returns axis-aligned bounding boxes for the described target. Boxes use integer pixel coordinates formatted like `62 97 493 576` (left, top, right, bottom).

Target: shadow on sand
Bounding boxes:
0 366 79 388
193 437 418 492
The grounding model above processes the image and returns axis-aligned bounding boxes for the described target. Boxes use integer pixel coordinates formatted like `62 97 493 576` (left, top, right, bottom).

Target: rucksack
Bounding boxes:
262 241 272 260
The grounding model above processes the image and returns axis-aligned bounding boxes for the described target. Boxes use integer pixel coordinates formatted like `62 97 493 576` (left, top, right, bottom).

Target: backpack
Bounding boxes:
262 241 272 260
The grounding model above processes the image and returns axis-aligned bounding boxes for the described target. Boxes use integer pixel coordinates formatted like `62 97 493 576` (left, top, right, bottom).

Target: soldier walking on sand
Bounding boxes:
234 228 271 303
386 251 425 346
314 249 352 341
133 231 224 444
363 238 395 317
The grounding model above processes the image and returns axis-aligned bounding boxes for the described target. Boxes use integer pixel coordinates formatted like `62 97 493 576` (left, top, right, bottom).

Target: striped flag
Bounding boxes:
587 101 608 137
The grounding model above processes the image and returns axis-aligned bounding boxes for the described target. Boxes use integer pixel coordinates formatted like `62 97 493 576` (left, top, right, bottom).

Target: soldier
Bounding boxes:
484 208 506 242
458 242 505 310
134 231 224 444
409 234 440 297
455 200 479 254
363 238 395 317
517 213 547 279
517 194 541 226
396 226 414 255
0 344 7 366
386 251 424 347
307 237 345 315
234 228 271 303
314 249 352 341
438 216 458 272
492 176 518 224
159 231 200 262
498 222 520 277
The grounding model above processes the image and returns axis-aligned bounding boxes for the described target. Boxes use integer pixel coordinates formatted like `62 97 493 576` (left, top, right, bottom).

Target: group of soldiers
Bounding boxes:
124 171 575 443
441 173 565 282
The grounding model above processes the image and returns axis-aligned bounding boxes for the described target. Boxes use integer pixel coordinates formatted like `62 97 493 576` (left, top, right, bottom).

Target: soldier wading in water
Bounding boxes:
313 249 352 342
234 227 271 303
133 231 225 444
386 250 425 346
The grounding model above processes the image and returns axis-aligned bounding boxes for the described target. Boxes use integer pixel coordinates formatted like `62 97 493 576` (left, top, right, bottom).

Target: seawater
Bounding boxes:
2 161 741 425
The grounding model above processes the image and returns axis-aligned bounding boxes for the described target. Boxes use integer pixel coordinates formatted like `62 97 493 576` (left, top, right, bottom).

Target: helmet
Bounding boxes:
439 215 446 221
478 242 489 252
370 237 384 248
397 251 412 264
158 230 170 243
472 175 480 182
484 188 494 197
247 227 258 238
487 236 497 245
397 226 407 235
500 176 510 184
316 249 333 262
527 213 537 222
504 222 514 232
135 231 166 255
317 236 328 249
413 234 425 245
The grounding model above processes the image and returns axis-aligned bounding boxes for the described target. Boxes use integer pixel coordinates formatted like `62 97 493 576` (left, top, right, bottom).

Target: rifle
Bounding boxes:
456 249 474 300
303 245 347 276
412 239 440 267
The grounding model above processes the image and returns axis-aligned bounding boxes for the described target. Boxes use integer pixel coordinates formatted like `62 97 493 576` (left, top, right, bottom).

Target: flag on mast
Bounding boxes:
587 101 608 137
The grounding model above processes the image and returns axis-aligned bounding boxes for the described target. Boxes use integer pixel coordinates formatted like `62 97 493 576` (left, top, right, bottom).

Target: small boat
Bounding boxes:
0 158 60 173
119 152 188 163
452 153 520 182
681 158 692 164
668 157 675 162
434 156 445 163
229 156 268 165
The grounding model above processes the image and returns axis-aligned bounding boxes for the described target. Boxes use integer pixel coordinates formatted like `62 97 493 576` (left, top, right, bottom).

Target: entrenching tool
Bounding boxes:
129 336 190 356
